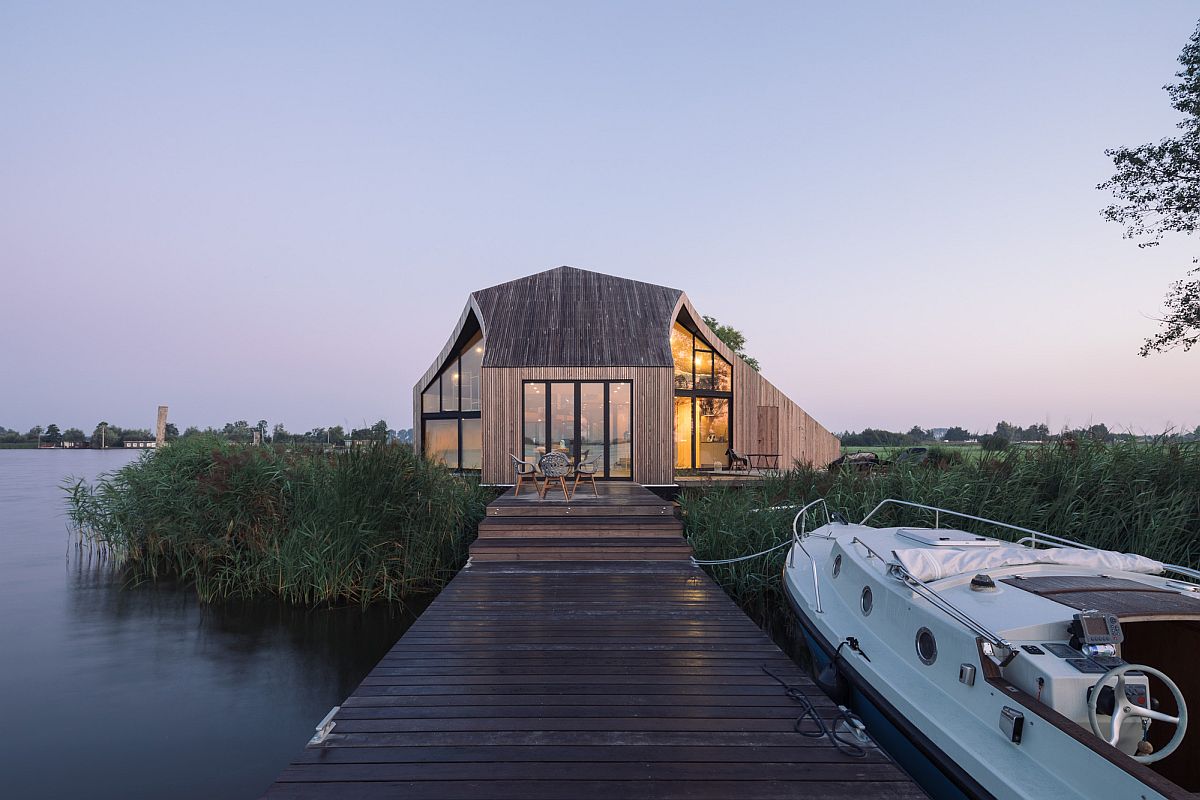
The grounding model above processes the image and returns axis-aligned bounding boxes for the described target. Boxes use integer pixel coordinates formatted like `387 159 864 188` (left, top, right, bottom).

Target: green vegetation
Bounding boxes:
66 437 495 606
1100 18 1200 355
681 441 1200 637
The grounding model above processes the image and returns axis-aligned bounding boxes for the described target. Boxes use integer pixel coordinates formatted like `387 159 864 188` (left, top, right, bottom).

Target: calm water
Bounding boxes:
0 449 422 799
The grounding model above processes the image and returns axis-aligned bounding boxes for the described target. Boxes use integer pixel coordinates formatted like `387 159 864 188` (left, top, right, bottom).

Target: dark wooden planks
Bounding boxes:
472 266 683 368
264 521 923 799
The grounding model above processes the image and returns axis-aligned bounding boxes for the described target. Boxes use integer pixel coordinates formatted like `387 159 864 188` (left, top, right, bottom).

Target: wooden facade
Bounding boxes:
414 267 839 485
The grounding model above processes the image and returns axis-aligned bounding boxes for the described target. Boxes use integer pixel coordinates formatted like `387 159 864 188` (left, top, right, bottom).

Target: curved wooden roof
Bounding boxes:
472 266 683 367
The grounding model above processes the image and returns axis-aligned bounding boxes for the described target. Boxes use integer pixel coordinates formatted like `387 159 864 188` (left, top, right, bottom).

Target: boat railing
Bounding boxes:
862 498 1053 544
1015 532 1200 586
787 499 832 613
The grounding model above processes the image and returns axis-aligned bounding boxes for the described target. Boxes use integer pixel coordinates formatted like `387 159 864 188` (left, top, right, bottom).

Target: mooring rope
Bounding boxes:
689 536 793 566
761 664 871 758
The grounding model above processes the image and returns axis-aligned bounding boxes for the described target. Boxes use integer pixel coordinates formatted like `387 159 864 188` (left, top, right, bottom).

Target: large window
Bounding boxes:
673 321 733 470
421 330 484 471
522 381 633 480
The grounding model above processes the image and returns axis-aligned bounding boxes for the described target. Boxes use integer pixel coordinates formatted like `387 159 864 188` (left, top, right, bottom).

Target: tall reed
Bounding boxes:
66 437 495 606
682 441 1200 631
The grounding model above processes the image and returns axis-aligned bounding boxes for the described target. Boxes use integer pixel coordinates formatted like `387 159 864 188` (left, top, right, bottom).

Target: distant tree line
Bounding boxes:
1 420 414 447
840 422 1200 449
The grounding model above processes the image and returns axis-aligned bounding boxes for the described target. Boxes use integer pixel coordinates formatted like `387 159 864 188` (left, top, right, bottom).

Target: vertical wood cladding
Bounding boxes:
481 366 674 485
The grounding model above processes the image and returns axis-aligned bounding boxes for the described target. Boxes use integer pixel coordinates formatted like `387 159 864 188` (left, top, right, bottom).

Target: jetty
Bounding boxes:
264 485 923 799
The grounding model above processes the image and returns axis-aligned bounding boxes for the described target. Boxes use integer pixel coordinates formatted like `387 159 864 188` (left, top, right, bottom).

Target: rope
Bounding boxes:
690 536 793 566
761 664 871 758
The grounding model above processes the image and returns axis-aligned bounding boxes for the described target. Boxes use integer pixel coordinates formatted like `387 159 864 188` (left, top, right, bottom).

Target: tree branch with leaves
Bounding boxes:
1099 19 1200 354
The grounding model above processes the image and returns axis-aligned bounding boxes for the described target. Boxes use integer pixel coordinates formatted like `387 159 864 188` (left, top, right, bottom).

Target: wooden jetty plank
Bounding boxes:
264 487 924 800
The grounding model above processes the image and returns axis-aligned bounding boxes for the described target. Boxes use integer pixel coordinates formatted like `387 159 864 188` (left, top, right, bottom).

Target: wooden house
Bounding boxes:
413 266 839 485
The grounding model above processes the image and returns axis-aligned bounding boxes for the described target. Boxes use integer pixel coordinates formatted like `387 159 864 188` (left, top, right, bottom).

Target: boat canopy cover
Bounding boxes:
893 546 1164 583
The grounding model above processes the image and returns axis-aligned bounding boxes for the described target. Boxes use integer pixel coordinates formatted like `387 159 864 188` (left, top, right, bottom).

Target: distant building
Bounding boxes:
124 440 156 449
61 440 91 449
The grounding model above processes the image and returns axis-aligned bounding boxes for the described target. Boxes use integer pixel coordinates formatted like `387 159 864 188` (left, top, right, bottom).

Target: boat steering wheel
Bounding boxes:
1087 664 1188 764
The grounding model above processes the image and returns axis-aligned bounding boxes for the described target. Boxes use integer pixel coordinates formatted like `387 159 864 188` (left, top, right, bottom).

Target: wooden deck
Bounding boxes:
264 487 924 800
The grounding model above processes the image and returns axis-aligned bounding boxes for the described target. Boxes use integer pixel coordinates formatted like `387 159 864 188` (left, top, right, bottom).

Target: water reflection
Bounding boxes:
0 451 425 799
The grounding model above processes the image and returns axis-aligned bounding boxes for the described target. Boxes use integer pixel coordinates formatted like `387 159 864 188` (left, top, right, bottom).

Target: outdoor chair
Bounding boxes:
572 454 601 497
537 451 572 501
509 453 542 497
726 447 750 471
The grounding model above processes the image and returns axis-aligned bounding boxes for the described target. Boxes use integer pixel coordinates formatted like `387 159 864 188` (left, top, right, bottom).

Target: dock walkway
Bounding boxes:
264 485 923 799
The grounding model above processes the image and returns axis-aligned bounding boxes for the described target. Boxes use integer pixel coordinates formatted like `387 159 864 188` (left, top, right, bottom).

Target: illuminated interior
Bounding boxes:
421 328 484 470
672 320 733 470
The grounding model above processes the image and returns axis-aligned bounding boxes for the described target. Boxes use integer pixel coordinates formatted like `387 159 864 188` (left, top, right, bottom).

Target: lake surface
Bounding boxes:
0 449 421 799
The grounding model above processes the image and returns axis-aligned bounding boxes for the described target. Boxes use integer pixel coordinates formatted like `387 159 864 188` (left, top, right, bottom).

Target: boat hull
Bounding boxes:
785 583 993 800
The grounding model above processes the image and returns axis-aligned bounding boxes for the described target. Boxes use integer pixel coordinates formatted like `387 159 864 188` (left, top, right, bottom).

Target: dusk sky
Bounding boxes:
3 2 1198 437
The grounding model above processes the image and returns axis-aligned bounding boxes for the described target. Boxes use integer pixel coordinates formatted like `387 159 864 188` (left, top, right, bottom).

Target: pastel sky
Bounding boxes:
3 2 1198 436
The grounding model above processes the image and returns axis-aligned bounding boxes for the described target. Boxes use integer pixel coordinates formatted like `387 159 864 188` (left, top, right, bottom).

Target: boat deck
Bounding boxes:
263 487 924 799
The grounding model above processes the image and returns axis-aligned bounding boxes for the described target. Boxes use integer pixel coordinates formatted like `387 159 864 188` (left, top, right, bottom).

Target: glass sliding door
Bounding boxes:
695 397 730 469
523 383 546 463
550 383 576 456
579 383 605 467
522 380 632 479
608 383 632 478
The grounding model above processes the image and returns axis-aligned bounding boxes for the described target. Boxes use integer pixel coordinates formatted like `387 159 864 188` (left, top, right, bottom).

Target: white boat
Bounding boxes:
783 499 1200 800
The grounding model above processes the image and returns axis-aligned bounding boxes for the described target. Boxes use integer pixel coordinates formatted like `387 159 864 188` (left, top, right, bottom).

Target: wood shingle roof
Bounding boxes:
472 266 683 367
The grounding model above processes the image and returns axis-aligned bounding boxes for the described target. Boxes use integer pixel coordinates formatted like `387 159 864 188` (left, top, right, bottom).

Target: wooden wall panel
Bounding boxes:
481 366 674 485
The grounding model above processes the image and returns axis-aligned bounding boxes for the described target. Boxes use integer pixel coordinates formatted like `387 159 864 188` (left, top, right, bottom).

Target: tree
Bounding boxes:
26 425 43 441
272 423 290 443
62 427 85 443
943 426 972 442
980 434 1010 452
94 421 109 448
164 423 179 440
1099 20 1200 354
907 426 929 441
1087 423 1111 442
701 315 761 371
44 424 61 444
327 425 346 445
371 419 389 440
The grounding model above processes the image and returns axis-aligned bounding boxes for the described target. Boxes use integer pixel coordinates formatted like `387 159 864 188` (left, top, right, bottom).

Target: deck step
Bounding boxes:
469 537 692 562
478 517 683 539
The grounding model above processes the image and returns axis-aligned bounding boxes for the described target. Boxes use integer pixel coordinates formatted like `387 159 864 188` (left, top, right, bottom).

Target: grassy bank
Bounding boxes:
682 440 1200 638
66 437 495 606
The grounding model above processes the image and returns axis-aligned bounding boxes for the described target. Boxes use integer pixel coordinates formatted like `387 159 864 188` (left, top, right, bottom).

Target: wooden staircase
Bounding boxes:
469 484 692 563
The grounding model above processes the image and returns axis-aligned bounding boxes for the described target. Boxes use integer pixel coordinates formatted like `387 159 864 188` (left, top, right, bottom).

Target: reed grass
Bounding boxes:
66 437 495 606
682 440 1200 635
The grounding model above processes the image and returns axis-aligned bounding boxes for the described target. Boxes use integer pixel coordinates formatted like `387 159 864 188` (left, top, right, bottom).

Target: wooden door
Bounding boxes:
756 406 779 454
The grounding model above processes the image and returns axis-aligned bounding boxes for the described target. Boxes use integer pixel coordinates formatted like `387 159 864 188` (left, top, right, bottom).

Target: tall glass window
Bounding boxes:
672 319 733 470
460 332 483 412
420 328 484 471
461 418 482 471
424 419 459 469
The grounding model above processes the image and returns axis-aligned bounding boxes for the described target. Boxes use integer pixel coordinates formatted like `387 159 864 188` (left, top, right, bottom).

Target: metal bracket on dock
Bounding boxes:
307 706 340 746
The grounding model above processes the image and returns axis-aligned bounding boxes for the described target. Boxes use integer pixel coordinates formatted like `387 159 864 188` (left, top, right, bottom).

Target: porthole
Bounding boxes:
860 586 873 616
832 554 842 578
916 627 938 665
